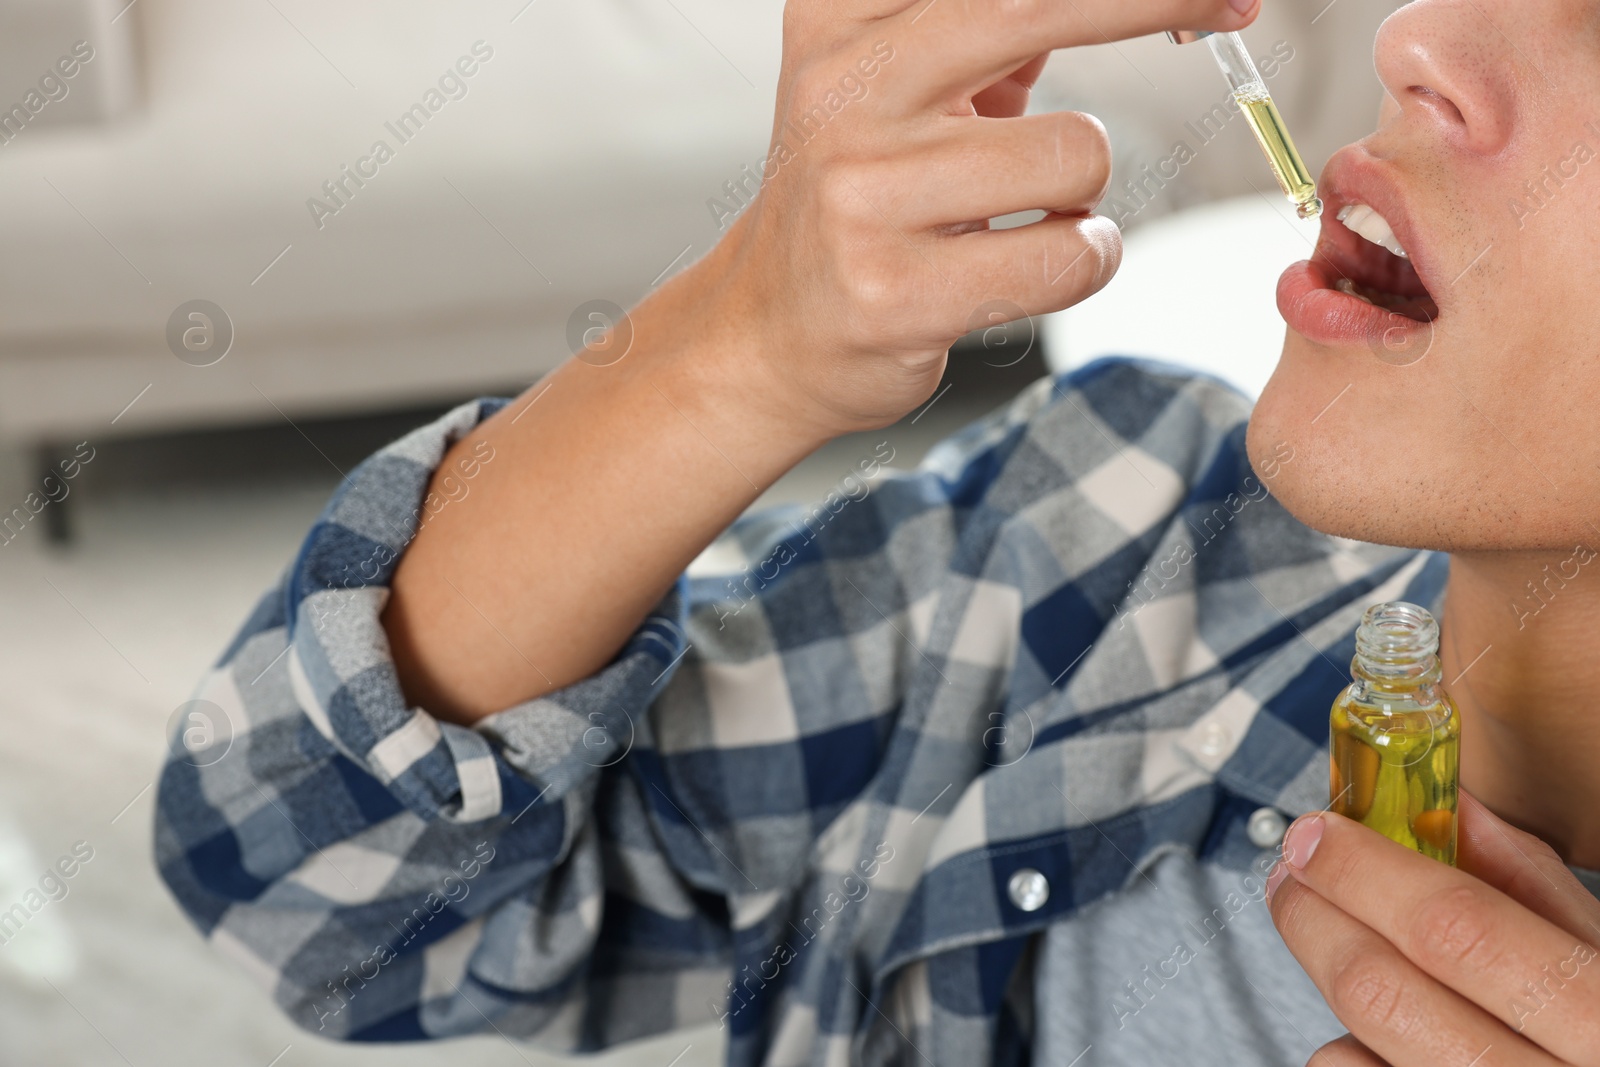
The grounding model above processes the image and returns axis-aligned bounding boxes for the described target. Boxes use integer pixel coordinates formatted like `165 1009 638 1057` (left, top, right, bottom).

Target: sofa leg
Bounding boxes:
36 446 72 547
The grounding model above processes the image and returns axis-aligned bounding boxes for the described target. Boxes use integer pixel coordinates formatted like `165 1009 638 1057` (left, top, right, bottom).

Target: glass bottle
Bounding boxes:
1329 601 1461 864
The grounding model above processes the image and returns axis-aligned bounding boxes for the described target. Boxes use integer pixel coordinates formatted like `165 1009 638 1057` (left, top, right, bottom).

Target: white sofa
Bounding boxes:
0 0 1398 447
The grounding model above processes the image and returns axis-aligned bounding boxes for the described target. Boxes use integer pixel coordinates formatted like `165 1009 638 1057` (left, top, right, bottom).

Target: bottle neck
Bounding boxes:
1349 602 1444 702
1350 655 1443 696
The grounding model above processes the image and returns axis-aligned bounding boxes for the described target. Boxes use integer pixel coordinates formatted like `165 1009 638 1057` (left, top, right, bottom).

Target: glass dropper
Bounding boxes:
1170 30 1323 220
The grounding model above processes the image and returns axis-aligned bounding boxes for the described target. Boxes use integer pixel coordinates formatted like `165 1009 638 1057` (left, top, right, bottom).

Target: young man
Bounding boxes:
155 0 1600 1063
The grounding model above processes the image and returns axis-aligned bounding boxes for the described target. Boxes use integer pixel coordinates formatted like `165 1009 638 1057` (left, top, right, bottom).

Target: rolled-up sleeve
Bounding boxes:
154 375 1055 1048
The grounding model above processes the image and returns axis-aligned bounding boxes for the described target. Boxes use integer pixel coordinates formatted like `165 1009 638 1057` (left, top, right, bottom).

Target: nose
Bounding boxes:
1373 0 1516 155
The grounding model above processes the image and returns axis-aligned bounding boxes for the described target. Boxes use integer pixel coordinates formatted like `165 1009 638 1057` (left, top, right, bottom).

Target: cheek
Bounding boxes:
1448 159 1600 529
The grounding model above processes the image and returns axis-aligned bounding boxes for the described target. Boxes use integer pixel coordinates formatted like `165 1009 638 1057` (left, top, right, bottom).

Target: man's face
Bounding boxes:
1248 0 1600 552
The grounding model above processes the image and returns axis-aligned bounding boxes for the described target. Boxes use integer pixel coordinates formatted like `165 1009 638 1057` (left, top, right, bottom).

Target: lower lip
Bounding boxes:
1276 260 1433 349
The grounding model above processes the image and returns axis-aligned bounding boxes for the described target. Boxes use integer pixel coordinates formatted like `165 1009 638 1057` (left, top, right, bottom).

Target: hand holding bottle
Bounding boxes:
1267 795 1600 1066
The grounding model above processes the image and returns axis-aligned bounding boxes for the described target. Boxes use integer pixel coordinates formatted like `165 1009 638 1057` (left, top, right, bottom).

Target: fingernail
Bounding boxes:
1228 0 1257 15
1283 815 1324 870
1265 861 1290 903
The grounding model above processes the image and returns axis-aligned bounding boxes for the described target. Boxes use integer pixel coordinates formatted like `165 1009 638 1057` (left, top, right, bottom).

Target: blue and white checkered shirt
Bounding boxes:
154 356 1441 1065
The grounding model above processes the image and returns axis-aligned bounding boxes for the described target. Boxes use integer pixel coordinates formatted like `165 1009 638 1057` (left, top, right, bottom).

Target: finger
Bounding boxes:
1458 790 1600 948
1279 812 1600 1062
1269 874 1564 1067
970 53 1048 118
933 212 1121 325
889 111 1112 227
884 0 1257 109
1306 1033 1389 1066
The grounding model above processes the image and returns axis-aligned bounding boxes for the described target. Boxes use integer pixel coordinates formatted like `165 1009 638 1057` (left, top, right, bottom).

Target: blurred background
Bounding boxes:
0 0 1402 1063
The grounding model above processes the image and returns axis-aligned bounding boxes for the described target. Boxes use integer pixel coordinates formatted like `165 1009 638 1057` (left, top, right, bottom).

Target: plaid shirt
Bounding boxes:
155 356 1441 1065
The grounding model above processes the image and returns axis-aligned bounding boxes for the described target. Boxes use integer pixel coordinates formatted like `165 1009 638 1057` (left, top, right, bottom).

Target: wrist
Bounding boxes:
626 229 845 465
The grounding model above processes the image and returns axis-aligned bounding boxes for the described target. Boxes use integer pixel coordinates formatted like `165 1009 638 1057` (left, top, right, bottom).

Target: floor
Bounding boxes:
0 342 1046 1066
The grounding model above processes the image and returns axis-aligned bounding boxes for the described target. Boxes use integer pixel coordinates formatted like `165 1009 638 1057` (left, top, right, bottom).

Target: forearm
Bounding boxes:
380 0 1246 722
383 237 831 724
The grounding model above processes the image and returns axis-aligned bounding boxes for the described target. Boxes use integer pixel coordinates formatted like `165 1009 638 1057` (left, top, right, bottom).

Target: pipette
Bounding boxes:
1168 30 1323 220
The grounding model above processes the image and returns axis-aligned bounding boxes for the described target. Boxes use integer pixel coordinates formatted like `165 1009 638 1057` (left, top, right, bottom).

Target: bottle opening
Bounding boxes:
1352 601 1441 685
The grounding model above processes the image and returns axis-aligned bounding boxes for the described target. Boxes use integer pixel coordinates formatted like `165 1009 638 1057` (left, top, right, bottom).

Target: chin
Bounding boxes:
1249 332 1580 556
1245 343 1404 547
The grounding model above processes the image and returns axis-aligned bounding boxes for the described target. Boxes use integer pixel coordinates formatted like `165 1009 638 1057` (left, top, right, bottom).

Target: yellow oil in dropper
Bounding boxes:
1199 32 1323 220
1235 85 1323 220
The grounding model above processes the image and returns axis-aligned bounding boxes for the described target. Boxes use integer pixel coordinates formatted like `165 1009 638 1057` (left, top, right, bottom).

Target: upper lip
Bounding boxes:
1314 146 1442 309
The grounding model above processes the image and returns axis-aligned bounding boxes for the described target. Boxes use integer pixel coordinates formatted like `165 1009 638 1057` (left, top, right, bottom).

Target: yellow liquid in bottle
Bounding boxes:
1330 690 1461 864
1235 86 1323 220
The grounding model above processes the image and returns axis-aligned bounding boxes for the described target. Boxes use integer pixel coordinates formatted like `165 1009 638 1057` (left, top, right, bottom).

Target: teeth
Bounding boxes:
1336 203 1409 259
1333 277 1377 305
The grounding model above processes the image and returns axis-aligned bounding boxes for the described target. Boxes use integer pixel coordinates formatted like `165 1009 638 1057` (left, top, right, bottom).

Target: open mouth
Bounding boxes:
1316 203 1437 323
1277 168 1442 350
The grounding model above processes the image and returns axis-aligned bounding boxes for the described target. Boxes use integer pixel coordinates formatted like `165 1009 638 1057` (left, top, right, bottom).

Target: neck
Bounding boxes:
1441 545 1600 868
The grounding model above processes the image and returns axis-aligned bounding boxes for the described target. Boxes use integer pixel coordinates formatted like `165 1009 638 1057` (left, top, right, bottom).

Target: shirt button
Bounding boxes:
1007 868 1050 913
1247 807 1290 849
1195 720 1233 758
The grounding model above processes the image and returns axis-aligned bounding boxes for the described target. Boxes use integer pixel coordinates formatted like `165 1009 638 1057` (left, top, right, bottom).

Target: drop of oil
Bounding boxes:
1297 196 1324 220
